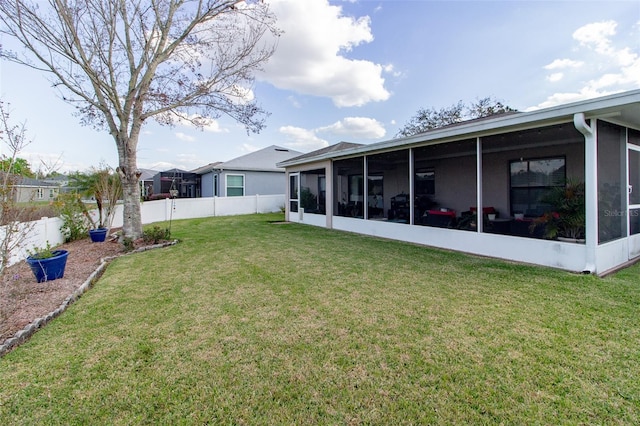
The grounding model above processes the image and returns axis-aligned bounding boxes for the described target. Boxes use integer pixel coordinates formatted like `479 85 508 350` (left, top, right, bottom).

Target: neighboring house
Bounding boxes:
195 145 302 197
151 168 199 198
43 174 69 188
138 168 157 200
191 162 222 197
2 174 60 202
278 90 640 275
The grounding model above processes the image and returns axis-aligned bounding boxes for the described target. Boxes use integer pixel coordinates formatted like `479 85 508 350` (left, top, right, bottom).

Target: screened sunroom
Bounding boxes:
280 90 640 275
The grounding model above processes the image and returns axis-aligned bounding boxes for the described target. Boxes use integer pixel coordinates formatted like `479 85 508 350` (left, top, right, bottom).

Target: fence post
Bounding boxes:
41 216 48 243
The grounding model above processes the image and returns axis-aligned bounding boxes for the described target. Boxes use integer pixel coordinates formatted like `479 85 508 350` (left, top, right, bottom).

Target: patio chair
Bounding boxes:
423 209 456 228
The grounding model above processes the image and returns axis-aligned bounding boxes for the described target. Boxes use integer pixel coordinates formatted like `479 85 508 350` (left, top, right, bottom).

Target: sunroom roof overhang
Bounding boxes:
278 90 640 168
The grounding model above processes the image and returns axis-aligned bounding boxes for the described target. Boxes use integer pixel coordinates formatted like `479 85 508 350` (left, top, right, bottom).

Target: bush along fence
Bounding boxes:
2 194 284 268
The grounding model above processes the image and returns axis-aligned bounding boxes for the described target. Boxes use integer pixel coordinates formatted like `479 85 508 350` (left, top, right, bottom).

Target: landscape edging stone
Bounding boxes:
0 240 177 358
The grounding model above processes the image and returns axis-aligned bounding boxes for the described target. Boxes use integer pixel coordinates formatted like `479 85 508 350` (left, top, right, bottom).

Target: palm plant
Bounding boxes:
532 179 585 240
69 165 122 229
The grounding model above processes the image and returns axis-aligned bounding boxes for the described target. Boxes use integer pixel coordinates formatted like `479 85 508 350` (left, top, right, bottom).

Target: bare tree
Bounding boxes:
0 0 279 239
0 101 34 276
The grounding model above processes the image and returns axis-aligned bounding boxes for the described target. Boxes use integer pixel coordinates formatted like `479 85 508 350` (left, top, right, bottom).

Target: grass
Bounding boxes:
1 213 639 424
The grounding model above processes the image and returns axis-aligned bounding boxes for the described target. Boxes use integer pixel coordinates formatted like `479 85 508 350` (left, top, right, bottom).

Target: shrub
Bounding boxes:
142 226 171 244
54 193 91 242
122 237 134 252
26 241 57 259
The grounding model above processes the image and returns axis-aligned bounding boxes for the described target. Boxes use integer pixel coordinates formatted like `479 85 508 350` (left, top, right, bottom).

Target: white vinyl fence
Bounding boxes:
2 194 284 267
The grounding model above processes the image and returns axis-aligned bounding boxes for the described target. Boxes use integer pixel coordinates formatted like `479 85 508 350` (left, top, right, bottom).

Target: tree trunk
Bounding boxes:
117 138 143 240
121 171 142 240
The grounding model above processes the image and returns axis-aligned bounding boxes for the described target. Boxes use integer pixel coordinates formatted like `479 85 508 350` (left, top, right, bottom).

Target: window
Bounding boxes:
415 169 435 196
510 157 565 217
37 188 44 199
226 174 244 197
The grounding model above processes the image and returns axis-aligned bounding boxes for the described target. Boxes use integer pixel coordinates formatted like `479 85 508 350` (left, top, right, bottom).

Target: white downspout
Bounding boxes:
574 113 597 273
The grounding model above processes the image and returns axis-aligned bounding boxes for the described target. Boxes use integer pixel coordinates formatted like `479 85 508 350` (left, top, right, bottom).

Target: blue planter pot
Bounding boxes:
26 250 69 283
89 228 108 242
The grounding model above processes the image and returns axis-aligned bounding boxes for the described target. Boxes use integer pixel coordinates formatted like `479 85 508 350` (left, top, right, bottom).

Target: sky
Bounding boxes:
0 0 639 175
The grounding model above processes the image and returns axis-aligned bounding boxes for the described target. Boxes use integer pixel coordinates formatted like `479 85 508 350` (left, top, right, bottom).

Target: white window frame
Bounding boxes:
225 173 245 197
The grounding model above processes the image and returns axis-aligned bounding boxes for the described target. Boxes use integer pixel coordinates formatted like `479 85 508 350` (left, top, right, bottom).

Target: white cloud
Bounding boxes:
318 117 386 139
544 59 583 70
546 72 564 83
383 63 403 78
573 20 617 55
287 95 301 108
278 116 385 152
175 132 195 142
262 0 391 107
529 20 639 110
200 120 228 133
525 87 617 111
279 125 329 151
573 21 638 69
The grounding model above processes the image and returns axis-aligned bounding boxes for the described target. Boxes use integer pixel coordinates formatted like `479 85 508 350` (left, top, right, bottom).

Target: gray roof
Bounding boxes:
195 145 303 174
283 141 363 164
138 168 158 181
191 162 222 174
278 89 640 168
12 175 59 187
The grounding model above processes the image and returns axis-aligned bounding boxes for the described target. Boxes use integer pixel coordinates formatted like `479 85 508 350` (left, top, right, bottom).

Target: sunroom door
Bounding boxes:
628 146 640 258
289 173 300 222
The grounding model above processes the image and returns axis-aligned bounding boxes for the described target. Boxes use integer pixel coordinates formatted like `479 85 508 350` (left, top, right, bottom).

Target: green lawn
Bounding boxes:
1 213 639 424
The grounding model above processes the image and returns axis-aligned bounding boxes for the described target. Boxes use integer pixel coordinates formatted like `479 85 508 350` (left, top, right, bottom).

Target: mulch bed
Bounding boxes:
1 237 125 344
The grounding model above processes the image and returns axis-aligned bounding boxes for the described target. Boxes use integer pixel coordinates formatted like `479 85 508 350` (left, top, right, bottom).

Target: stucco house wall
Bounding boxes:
242 170 286 196
9 176 60 203
200 172 214 197
195 145 302 198
200 169 289 197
